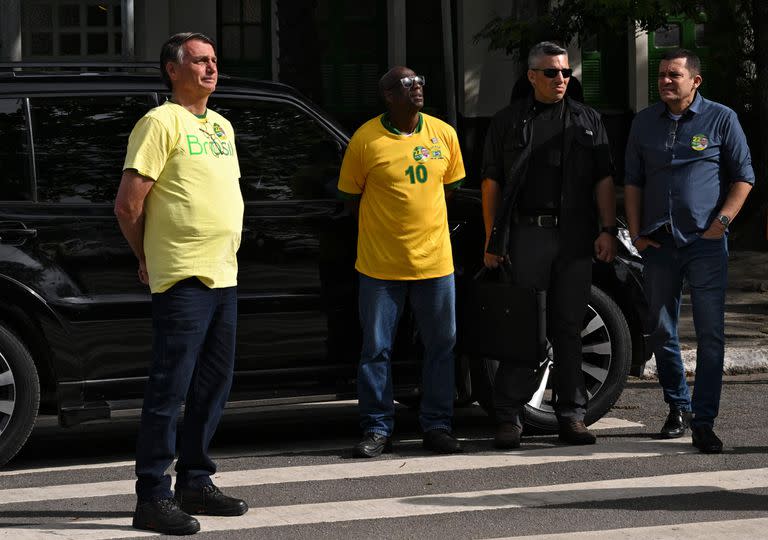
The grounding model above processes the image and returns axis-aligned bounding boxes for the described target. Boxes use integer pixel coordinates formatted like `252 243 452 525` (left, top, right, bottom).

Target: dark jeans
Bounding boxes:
135 277 237 501
357 273 456 436
642 232 728 427
494 224 592 427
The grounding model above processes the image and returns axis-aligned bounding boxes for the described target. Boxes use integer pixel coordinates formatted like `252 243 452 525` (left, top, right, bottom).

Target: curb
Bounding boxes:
642 346 768 377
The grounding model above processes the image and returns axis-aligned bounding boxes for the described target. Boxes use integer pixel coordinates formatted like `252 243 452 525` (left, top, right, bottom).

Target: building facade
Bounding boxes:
0 0 709 182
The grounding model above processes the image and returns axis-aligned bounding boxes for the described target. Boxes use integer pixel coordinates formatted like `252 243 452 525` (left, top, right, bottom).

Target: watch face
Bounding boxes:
718 215 730 226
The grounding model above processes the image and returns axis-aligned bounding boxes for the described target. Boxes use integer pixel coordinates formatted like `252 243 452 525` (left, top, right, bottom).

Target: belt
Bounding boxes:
513 213 559 228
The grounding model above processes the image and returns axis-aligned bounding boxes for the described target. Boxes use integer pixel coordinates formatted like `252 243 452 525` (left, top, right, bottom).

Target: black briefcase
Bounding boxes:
463 266 546 367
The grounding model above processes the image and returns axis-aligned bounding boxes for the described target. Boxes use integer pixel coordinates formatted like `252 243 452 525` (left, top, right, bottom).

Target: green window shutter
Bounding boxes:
581 52 602 106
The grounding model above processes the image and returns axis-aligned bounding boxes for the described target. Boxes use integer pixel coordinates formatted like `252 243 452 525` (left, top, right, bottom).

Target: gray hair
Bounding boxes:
159 32 216 90
528 41 568 69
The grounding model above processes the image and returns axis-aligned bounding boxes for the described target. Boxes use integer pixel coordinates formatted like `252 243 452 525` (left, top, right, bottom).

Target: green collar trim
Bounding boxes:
381 112 423 135
167 100 207 120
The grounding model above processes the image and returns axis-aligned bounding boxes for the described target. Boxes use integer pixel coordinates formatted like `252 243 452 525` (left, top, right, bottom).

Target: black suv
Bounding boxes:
0 64 649 466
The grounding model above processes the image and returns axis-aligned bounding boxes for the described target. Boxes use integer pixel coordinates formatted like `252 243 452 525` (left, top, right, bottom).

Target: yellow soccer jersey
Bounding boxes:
338 113 465 280
123 101 244 293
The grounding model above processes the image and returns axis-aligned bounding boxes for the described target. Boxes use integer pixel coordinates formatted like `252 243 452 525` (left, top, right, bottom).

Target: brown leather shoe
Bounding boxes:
558 419 596 445
494 423 522 449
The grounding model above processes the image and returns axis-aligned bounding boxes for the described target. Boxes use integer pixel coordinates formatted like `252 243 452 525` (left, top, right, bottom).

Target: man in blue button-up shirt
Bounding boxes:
625 48 754 454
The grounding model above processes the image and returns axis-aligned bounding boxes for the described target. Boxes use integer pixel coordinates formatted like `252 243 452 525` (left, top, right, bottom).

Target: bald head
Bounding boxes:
379 66 415 97
379 66 424 115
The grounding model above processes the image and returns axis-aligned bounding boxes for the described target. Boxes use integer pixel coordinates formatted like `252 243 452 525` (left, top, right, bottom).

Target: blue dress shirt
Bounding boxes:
624 93 754 246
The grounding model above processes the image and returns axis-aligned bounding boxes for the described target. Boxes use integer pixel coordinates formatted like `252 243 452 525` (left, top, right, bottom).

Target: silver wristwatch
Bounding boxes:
716 214 730 228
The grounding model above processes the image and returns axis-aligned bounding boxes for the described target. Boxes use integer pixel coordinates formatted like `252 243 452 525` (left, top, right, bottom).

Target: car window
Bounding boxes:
29 95 155 203
0 99 33 201
206 97 342 201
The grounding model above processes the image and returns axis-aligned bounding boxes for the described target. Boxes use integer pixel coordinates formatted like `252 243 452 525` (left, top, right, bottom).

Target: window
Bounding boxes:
694 24 709 47
0 100 33 201
22 1 123 58
30 95 155 203
206 97 342 201
653 24 681 47
217 0 271 78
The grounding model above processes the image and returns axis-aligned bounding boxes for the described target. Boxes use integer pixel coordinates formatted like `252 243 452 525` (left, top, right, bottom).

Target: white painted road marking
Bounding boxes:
0 439 691 504
0 416 644 478
491 517 768 539
2 468 766 539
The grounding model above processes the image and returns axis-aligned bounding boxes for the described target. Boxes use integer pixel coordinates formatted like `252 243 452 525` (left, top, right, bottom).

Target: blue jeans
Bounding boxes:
642 233 728 427
357 273 456 436
135 278 237 501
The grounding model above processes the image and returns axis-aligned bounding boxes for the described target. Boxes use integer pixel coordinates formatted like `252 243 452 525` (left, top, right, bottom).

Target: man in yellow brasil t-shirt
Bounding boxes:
338 66 465 458
115 33 247 536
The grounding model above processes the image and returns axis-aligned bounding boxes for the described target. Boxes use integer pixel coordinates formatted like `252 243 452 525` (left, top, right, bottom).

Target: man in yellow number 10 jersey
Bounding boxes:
338 66 466 458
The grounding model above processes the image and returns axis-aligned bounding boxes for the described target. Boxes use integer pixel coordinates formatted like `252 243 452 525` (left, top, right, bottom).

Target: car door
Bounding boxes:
205 94 360 399
19 92 158 402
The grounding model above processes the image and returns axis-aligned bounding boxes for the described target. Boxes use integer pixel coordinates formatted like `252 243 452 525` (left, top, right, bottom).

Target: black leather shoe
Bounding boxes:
660 407 692 439
423 429 463 454
175 484 248 516
354 432 392 458
494 422 522 449
133 496 200 535
691 424 723 454
558 419 597 445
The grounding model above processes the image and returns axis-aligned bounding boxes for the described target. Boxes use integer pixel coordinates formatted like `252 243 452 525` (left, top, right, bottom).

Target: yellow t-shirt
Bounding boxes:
338 113 465 280
123 101 244 293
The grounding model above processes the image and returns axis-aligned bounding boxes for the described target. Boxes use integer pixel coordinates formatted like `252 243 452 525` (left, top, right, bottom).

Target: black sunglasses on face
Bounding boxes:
531 68 573 78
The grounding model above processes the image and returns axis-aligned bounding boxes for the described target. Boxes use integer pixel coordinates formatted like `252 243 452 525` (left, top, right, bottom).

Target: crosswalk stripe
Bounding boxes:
0 439 692 505
491 517 768 539
1 416 643 477
3 467 767 539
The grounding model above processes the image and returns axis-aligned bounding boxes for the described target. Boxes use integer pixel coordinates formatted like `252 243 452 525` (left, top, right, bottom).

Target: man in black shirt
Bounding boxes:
480 41 618 448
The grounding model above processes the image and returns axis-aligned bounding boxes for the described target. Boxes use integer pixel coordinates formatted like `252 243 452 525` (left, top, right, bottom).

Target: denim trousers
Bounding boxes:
135 277 237 501
642 233 728 427
357 272 456 436
493 224 592 427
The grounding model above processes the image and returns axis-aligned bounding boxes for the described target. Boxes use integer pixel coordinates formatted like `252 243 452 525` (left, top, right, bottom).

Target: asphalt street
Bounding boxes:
1 374 767 539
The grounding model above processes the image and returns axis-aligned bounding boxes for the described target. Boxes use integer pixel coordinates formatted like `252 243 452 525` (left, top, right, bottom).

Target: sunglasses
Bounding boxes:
531 68 573 79
392 75 426 89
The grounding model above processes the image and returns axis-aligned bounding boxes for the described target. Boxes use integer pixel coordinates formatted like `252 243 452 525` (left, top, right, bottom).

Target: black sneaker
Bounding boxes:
133 496 200 535
175 484 249 516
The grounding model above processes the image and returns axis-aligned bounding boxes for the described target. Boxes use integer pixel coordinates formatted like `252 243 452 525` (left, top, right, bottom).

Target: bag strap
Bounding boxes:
473 262 513 282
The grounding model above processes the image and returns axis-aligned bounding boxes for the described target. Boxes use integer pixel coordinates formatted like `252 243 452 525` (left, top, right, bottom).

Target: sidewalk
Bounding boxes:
642 250 768 376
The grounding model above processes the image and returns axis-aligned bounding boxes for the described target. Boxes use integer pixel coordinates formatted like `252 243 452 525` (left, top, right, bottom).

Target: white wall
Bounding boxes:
0 0 22 61
630 26 649 112
458 0 520 117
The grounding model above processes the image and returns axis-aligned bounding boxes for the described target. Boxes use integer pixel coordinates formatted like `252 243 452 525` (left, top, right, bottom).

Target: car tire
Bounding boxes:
0 325 40 467
470 285 632 432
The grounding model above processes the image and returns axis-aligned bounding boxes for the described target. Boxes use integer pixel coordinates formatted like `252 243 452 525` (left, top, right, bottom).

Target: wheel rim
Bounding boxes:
526 304 613 414
0 351 16 436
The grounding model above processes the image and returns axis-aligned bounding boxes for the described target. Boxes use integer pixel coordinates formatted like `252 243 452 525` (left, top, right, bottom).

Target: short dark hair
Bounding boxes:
660 48 701 76
528 41 568 69
159 32 215 90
